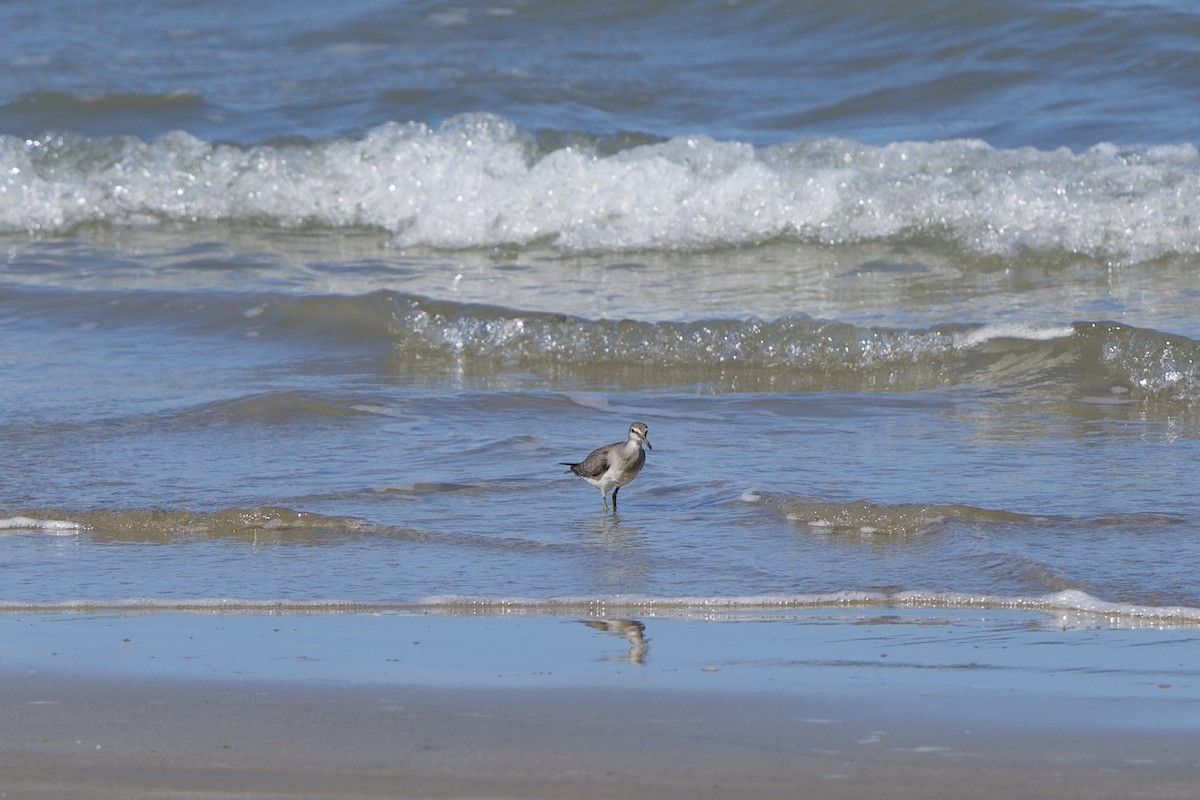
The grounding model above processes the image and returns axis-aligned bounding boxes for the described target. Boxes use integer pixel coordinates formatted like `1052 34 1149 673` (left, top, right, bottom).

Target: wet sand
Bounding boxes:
2 611 1198 799
4 674 1198 800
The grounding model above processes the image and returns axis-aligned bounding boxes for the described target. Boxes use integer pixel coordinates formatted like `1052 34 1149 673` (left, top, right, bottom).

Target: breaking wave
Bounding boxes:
8 282 1200 401
5 115 1200 264
0 508 367 543
385 297 1200 401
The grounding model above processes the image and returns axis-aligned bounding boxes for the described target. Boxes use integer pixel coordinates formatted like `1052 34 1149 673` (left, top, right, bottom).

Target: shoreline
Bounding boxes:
3 610 1198 799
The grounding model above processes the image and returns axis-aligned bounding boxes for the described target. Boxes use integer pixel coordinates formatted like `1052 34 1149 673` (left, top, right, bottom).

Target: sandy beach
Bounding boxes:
2 610 1198 799
3 674 1197 800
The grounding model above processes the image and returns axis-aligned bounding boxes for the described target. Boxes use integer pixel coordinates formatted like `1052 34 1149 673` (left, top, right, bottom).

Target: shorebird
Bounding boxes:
561 422 651 511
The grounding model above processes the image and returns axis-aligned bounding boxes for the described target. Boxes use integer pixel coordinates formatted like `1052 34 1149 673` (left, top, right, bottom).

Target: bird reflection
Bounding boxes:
581 618 649 665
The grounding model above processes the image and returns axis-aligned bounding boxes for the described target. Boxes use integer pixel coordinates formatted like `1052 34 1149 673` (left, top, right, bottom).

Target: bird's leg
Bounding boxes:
612 486 620 511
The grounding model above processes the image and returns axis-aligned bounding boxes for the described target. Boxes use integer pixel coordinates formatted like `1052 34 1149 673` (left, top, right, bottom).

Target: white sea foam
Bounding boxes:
5 117 1200 263
1 590 1196 626
954 322 1076 348
0 516 81 534
413 591 1200 625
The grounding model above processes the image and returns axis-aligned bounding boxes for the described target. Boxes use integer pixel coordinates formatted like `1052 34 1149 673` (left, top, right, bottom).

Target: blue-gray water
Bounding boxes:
3 0 1200 623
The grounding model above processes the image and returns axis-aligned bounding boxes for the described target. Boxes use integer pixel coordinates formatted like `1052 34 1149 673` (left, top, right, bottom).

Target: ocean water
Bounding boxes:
3 0 1200 630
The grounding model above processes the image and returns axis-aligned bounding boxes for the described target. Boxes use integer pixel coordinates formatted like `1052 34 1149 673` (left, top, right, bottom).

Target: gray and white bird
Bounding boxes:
560 422 651 511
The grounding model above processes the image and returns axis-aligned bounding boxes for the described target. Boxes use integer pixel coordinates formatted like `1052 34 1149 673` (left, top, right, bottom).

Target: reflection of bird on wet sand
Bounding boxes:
581 618 649 665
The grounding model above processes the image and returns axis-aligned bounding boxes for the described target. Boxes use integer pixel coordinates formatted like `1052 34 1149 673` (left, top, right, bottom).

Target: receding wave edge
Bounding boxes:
0 590 1196 628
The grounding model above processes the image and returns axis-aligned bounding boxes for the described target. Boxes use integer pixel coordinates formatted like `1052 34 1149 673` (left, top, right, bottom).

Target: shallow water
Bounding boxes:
5 607 1200 757
2 0 1200 628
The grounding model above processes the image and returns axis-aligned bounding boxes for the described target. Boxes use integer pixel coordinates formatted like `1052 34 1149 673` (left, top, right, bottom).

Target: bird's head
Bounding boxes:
629 422 651 450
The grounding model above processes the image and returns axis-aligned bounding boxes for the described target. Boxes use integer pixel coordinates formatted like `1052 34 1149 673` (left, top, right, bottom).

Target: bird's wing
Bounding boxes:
572 445 613 478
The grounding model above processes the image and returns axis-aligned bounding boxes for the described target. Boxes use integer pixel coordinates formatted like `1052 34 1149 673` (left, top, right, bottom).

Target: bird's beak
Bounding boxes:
645 438 652 450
